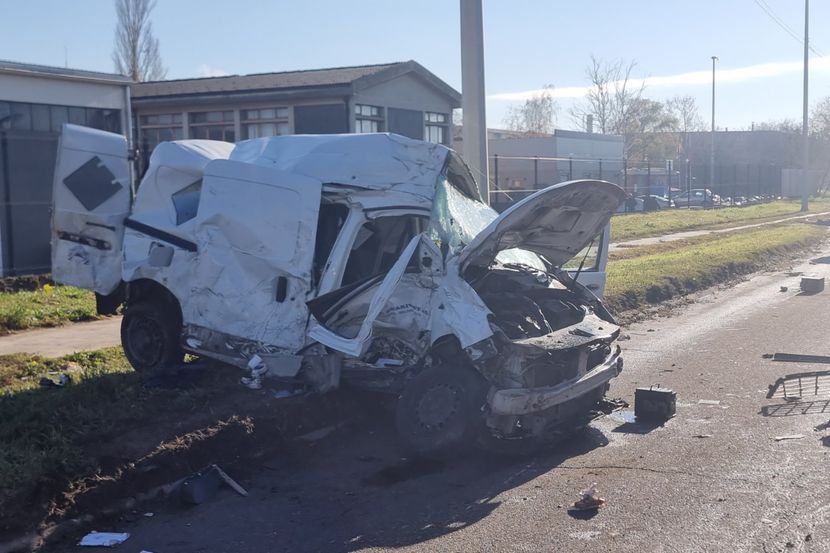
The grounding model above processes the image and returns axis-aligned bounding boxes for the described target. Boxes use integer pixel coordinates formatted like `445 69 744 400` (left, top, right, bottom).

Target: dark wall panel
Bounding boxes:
388 108 423 140
293 104 348 134
2 132 58 275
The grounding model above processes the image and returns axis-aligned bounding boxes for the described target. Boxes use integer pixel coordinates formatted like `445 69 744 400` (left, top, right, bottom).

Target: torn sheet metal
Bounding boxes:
230 133 452 200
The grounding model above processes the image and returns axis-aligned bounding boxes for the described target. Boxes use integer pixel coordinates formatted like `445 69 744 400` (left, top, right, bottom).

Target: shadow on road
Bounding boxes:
178 418 613 553
760 399 830 417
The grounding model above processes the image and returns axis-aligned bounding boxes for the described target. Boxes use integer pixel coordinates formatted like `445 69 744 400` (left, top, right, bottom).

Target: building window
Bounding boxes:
189 110 235 141
240 107 290 139
140 113 184 156
355 104 383 133
425 112 449 145
0 100 121 133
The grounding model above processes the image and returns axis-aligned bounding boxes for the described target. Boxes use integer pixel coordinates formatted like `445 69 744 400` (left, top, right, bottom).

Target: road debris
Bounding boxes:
780 286 788 292
800 275 825 294
635 386 676 422
698 399 721 406
78 532 129 547
692 434 713 439
570 483 605 511
767 353 830 364
180 464 247 505
39 374 71 388
773 434 805 441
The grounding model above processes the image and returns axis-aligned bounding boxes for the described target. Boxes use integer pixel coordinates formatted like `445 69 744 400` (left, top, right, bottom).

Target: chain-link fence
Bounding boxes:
488 154 794 212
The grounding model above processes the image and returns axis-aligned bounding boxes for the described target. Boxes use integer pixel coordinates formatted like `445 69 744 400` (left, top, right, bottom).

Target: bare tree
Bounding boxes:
623 98 680 160
667 95 705 133
503 85 557 135
811 96 830 141
112 0 166 81
753 119 801 133
570 55 645 135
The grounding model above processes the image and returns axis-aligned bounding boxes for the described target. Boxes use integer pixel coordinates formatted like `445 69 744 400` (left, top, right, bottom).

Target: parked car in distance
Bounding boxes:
673 188 717 208
638 195 674 210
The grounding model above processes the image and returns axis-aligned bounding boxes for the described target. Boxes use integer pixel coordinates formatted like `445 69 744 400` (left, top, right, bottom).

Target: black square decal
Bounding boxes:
63 156 123 211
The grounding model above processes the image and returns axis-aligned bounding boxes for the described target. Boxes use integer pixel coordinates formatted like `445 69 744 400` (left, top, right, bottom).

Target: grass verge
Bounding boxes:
0 347 355 541
611 198 830 243
0 285 98 334
604 223 826 312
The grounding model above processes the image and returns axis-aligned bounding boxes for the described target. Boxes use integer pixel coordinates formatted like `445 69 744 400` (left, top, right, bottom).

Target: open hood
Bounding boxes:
459 180 626 270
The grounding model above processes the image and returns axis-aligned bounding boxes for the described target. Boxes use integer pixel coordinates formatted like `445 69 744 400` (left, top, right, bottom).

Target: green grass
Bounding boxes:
604 223 826 311
611 198 830 243
0 284 98 334
0 348 225 516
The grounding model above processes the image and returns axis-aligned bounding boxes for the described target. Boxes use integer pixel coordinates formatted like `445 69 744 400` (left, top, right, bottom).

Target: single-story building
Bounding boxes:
0 60 131 276
131 60 461 169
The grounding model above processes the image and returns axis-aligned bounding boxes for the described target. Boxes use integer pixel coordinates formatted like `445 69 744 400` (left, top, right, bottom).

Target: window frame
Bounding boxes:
424 111 449 145
240 106 291 139
354 103 385 134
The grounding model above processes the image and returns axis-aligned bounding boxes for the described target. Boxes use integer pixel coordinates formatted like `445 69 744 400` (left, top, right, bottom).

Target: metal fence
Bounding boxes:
487 154 789 212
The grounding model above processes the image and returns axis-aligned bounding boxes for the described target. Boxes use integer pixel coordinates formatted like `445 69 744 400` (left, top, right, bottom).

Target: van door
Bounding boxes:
187 159 322 352
51 124 130 294
567 224 610 297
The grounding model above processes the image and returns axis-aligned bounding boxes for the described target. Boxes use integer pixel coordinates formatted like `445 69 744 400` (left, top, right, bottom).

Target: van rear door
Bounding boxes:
51 124 131 294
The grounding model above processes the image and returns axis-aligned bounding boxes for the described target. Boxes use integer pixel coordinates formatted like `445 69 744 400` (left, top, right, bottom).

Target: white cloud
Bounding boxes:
489 56 830 101
197 63 230 77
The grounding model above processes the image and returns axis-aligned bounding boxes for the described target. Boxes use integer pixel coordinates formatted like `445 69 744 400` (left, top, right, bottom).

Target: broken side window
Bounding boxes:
341 215 426 287
171 179 202 225
313 202 349 287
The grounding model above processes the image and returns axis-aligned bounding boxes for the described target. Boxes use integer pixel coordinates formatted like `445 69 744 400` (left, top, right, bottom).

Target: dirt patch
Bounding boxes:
0 369 368 549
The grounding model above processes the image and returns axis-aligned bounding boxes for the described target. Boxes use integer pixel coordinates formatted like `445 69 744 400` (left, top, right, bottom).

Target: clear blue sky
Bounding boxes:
2 0 828 130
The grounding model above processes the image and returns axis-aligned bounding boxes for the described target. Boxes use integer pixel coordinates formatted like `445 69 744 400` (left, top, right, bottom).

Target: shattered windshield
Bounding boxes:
429 176 547 271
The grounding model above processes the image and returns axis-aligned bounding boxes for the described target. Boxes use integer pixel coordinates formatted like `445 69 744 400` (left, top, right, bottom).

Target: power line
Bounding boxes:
753 0 824 57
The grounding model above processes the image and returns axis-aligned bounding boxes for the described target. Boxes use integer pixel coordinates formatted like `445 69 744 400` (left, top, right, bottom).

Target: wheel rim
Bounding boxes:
126 315 165 368
415 384 461 431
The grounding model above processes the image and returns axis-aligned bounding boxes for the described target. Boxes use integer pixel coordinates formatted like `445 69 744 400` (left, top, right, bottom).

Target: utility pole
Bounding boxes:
460 0 489 203
801 0 810 211
710 56 718 191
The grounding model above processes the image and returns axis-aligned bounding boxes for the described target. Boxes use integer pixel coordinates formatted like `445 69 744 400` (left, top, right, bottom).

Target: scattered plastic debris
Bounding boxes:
297 425 337 442
180 464 248 505
773 434 804 441
79 532 130 547
39 374 71 388
272 388 305 400
570 483 605 511
698 399 721 406
692 434 713 439
240 354 267 390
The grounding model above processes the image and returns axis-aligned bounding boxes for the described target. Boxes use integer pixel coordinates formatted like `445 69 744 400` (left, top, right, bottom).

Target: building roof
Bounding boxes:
132 60 461 106
0 59 132 84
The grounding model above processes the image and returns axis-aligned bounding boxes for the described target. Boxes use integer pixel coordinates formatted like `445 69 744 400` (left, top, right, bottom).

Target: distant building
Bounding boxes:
131 60 460 170
476 129 624 210
0 60 131 276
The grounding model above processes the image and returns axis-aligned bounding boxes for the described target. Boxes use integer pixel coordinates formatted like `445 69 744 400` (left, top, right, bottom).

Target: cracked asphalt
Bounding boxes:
50 244 830 553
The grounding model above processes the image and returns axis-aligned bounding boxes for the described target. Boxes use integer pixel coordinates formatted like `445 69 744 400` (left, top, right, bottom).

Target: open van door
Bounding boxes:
567 224 611 297
51 124 130 294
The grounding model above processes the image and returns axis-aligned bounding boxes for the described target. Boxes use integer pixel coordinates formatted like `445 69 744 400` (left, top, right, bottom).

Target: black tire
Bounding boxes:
395 365 488 459
120 300 184 373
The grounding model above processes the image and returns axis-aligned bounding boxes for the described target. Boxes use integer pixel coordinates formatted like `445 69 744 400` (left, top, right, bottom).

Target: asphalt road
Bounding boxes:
52 247 830 553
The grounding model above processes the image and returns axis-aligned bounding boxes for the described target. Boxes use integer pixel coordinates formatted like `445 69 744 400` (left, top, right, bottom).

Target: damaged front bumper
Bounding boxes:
489 345 623 415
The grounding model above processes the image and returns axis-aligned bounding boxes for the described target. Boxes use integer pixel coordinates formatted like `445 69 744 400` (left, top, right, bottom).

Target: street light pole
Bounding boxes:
801 0 810 211
710 56 718 193
460 0 489 203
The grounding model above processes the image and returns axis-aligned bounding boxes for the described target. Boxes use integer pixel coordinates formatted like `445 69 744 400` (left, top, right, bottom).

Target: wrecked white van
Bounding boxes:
52 125 626 456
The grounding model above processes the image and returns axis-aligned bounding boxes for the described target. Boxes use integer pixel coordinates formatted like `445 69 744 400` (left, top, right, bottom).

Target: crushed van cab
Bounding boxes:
52 124 626 456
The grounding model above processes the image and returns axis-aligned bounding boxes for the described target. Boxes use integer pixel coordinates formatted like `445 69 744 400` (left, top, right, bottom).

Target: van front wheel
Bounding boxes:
121 301 183 373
